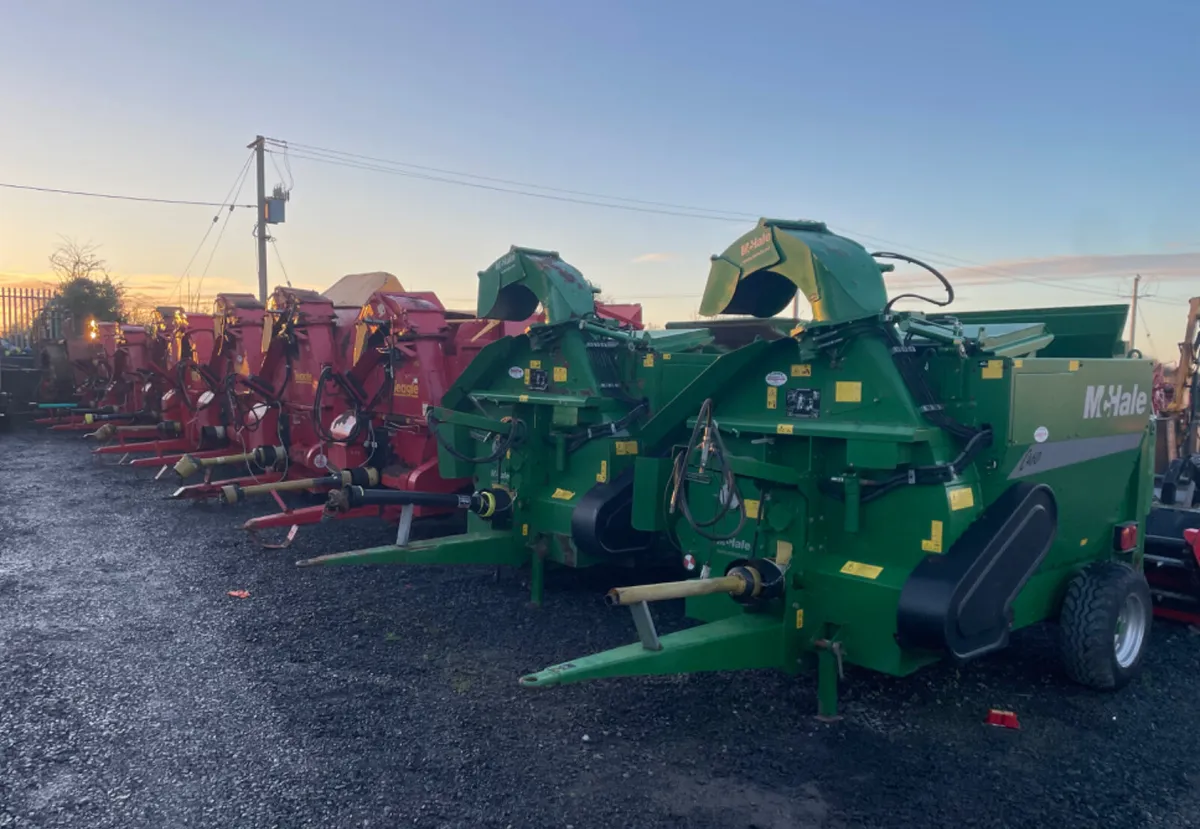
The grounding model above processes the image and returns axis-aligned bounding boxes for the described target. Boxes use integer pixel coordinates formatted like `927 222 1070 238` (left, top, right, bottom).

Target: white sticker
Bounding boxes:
1034 426 1049 444
507 366 524 379
765 371 788 387
313 453 328 469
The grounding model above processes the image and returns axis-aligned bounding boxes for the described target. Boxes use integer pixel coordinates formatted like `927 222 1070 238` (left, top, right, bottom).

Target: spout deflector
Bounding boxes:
700 218 888 324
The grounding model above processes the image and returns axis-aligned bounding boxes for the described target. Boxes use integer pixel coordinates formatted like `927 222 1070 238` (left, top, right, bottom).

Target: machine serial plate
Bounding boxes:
785 388 821 418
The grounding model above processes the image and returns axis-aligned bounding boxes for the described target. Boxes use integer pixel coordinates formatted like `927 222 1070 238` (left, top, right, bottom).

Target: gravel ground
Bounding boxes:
2 427 1200 828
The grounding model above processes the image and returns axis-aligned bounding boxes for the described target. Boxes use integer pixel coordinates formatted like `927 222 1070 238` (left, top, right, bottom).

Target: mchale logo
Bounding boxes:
1083 384 1148 419
740 231 772 258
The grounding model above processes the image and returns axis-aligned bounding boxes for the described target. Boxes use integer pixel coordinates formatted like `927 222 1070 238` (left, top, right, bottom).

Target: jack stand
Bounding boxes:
629 601 663 651
395 503 415 546
248 493 302 550
529 547 546 607
815 637 844 722
251 524 300 550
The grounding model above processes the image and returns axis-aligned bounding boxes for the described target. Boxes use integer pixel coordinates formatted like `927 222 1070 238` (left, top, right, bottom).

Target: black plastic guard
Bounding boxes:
895 482 1058 661
571 465 658 558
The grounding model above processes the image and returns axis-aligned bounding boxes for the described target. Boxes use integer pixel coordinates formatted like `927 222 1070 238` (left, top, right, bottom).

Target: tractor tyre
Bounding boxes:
1059 560 1152 690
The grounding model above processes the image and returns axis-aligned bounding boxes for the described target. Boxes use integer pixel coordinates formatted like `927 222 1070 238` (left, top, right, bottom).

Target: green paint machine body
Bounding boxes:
298 246 725 598
522 219 1156 715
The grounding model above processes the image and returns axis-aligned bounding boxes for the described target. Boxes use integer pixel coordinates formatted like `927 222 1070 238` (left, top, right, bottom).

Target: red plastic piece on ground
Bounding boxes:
985 709 1020 729
227 590 251 599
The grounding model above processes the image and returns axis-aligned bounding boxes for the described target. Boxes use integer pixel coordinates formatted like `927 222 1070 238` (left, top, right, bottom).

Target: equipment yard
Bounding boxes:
2 428 1198 829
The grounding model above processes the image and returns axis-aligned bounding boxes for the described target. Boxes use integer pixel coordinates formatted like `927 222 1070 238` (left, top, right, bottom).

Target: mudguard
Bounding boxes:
896 482 1058 661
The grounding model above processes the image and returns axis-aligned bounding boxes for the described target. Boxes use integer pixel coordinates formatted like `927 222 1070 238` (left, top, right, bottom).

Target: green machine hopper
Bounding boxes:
298 246 727 602
521 219 1157 718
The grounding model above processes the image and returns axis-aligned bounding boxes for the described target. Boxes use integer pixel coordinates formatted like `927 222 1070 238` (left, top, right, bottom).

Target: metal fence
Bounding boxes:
0 287 63 352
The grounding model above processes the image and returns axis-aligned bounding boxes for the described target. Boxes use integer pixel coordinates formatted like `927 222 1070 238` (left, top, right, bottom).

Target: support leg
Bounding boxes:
529 549 545 607
816 639 843 722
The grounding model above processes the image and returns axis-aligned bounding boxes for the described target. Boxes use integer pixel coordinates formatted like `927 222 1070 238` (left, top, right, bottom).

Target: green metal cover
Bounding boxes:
699 218 887 323
948 304 1130 358
476 246 598 324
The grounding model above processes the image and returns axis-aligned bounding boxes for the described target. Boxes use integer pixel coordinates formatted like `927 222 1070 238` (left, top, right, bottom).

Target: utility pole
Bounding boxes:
249 135 268 303
1130 273 1141 351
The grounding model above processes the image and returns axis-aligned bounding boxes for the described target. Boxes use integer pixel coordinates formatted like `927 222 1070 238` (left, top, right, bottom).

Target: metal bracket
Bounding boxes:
629 601 662 652
816 638 846 679
395 503 415 547
154 464 170 481
253 524 300 550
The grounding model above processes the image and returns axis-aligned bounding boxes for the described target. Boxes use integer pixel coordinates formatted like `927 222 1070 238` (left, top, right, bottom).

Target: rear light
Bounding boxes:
1114 522 1139 552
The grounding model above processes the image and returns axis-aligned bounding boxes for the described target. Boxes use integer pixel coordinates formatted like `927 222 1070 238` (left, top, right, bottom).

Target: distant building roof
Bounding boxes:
321 272 403 308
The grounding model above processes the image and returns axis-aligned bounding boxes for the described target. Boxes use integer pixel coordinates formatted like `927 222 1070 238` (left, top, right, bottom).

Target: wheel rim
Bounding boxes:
1114 592 1148 669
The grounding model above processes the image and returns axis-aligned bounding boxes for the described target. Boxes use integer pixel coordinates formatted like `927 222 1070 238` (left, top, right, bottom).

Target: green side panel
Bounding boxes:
631 456 673 532
476 247 597 323
950 304 1130 358
699 218 887 324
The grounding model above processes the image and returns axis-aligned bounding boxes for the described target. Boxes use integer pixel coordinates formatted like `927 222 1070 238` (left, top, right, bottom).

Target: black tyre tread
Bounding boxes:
1060 561 1149 690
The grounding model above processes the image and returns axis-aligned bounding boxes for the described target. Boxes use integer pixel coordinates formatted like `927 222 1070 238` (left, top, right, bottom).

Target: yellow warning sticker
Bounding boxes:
766 386 778 410
835 381 862 403
529 360 542 369
981 360 1003 380
522 524 529 536
791 364 812 377
795 608 805 629
553 366 568 382
744 499 760 519
614 440 638 455
294 372 313 385
921 520 944 553
523 369 530 384
1069 360 1080 372
643 354 655 368
776 423 794 435
663 353 672 360
776 540 793 567
551 488 575 500
948 486 975 511
840 561 883 579
1014 359 1024 368
596 460 608 483
519 394 529 403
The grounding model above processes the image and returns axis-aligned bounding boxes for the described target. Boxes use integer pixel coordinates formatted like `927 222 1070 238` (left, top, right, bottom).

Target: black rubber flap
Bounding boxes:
896 482 1057 661
571 465 658 558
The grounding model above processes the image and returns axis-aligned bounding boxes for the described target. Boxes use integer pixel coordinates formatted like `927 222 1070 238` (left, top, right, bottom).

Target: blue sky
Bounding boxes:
0 0 1196 357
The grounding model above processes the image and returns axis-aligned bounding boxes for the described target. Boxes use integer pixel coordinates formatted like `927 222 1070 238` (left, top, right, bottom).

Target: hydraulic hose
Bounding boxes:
668 398 747 543
427 411 526 465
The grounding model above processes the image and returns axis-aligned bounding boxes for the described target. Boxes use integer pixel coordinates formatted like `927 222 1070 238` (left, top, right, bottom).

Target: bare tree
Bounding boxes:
49 237 110 282
48 236 125 334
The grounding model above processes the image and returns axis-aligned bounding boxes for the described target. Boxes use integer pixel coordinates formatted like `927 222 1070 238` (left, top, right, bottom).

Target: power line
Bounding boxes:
0 180 256 209
266 138 749 217
269 237 292 288
271 137 1191 306
169 151 256 305
268 147 753 223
